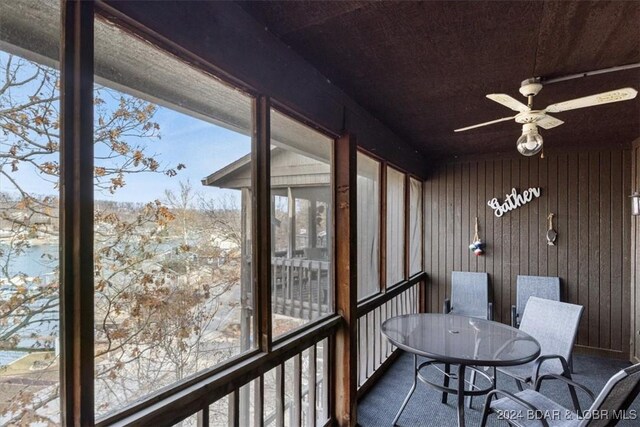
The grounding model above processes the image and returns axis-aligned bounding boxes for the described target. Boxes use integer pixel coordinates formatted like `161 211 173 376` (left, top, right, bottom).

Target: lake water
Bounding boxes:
0 243 58 355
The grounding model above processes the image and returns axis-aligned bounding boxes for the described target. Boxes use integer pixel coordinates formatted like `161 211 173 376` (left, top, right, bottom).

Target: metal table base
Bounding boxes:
392 355 496 427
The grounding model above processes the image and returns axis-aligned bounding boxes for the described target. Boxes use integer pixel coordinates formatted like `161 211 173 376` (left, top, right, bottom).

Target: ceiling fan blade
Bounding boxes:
545 87 638 113
454 116 516 132
486 94 530 112
536 114 564 130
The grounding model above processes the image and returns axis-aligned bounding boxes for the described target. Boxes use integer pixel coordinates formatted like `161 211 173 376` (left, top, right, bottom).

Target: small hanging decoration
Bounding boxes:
546 213 558 246
469 217 485 256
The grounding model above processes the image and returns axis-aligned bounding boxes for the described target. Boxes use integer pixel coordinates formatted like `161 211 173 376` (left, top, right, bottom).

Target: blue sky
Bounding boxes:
0 50 250 206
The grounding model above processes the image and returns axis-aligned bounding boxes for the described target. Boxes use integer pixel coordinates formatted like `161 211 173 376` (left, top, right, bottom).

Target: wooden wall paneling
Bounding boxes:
600 151 612 350
529 158 539 276
611 150 623 353
548 156 558 278
422 180 435 312
510 160 520 318
557 154 569 303
432 170 442 313
588 153 600 349
567 154 579 306
519 159 530 278
423 149 632 358
454 164 463 276
577 152 590 346
445 164 454 302
461 163 470 273
632 145 638 360
539 158 549 278
477 161 486 273
622 148 632 359
493 161 503 322
501 160 511 324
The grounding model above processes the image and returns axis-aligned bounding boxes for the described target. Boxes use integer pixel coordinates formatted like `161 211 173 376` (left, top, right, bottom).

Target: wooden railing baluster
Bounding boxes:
196 406 209 427
293 353 302 426
276 363 285 427
309 345 317 427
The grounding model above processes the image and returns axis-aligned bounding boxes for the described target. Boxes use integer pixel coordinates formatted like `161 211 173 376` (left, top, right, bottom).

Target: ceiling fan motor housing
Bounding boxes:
516 110 546 124
519 78 543 97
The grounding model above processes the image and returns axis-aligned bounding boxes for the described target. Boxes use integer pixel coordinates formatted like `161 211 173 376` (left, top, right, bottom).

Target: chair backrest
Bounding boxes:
516 275 561 321
519 297 583 375
581 363 640 426
450 271 490 319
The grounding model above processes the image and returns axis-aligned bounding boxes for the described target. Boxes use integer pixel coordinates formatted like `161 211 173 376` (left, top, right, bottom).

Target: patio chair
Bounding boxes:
511 275 561 328
443 271 493 320
480 362 640 426
442 271 492 405
497 297 584 412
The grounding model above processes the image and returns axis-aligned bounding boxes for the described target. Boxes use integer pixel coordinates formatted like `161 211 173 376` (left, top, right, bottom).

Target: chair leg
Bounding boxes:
466 369 477 408
570 354 575 374
442 363 450 404
515 378 524 391
479 395 492 427
564 371 582 414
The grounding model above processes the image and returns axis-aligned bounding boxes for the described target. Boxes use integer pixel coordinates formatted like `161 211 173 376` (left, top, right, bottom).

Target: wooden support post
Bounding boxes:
379 163 387 290
253 96 272 351
60 1 94 425
404 174 411 281
288 187 296 258
333 133 357 426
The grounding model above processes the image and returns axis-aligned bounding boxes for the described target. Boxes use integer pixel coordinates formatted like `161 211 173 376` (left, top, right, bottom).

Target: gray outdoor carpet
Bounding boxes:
358 352 640 426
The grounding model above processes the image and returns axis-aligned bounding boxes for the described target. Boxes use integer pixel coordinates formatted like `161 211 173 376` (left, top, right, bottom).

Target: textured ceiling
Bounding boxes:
239 1 640 160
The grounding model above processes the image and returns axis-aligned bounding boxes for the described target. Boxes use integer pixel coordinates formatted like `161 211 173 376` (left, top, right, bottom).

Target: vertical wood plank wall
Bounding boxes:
630 139 640 363
424 149 632 359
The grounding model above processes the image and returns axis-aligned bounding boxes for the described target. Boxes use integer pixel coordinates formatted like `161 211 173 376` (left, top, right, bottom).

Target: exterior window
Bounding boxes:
357 152 380 300
386 167 406 285
93 18 255 417
0 0 61 423
270 109 333 338
409 177 423 275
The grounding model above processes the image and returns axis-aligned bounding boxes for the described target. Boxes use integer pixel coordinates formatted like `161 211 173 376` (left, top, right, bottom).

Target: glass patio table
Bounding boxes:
381 313 541 427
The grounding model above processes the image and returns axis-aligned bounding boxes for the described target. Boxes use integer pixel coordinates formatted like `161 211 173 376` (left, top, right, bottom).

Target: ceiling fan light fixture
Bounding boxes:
516 123 543 156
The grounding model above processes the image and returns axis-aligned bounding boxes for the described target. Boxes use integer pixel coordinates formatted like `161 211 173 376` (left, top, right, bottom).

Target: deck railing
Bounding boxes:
271 257 331 320
98 316 339 426
356 274 425 395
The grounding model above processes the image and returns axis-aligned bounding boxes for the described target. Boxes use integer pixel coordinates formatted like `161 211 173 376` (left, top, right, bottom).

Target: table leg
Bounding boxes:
441 363 450 403
392 354 418 426
457 364 466 427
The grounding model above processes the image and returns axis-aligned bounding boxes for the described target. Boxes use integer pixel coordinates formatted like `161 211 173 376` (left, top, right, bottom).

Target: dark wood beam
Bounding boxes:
333 133 357 426
97 1 428 177
60 1 94 425
254 96 272 352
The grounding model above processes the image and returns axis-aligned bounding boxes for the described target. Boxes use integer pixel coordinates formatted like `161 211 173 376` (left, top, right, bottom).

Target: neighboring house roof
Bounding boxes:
202 146 331 191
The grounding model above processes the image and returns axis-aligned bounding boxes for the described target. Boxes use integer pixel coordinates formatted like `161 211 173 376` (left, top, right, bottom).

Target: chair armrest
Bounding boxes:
488 302 494 320
534 374 595 402
510 305 517 328
443 298 451 314
532 354 571 382
482 389 549 427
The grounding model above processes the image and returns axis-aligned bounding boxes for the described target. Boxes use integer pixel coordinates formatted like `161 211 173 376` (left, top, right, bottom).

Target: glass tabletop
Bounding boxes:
381 313 541 366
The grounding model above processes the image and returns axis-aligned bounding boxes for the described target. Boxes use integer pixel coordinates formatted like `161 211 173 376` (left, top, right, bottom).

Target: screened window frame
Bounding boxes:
356 149 383 302
57 1 426 424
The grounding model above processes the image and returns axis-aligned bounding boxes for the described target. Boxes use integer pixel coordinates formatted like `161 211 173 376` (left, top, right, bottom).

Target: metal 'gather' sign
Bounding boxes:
487 187 541 217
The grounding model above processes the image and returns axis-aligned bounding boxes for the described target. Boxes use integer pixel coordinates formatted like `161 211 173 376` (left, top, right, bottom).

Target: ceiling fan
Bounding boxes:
454 78 638 156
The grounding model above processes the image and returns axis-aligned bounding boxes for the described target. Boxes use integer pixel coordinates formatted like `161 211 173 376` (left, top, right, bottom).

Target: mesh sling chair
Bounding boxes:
480 362 640 427
444 271 493 320
511 275 561 328
442 271 493 406
497 297 584 412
